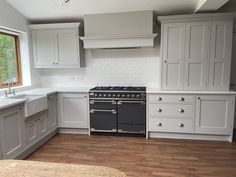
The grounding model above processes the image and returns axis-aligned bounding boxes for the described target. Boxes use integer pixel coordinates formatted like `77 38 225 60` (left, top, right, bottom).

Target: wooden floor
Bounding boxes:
26 134 236 177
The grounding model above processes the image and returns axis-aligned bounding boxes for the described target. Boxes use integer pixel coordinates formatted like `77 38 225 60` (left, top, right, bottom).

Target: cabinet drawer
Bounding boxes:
149 94 194 103
149 118 193 133
149 104 193 118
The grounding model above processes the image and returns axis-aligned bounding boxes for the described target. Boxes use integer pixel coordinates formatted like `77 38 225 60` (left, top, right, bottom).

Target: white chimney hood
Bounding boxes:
80 11 157 49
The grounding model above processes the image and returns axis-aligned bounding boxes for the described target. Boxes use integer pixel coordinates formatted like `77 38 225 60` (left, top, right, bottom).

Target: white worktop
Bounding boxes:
0 99 26 110
1 87 236 110
0 87 90 110
22 87 90 95
146 88 236 95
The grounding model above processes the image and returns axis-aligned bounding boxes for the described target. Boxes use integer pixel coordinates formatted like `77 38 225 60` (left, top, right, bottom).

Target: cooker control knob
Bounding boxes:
122 94 125 98
99 94 102 97
136 94 140 98
112 94 116 97
131 94 135 98
103 94 107 97
117 94 120 97
94 94 97 97
108 94 111 97
127 94 130 98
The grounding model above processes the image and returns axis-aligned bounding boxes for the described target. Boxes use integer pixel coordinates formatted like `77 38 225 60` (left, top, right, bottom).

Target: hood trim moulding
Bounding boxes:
80 34 157 49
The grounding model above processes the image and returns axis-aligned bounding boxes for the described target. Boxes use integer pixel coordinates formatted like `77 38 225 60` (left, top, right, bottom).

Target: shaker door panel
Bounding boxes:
184 21 209 90
162 23 185 90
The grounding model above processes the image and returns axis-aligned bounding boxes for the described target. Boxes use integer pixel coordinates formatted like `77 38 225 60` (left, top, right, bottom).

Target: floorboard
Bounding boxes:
26 134 236 177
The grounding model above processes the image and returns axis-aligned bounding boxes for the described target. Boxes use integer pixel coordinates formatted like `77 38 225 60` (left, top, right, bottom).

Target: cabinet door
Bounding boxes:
32 30 56 66
25 119 38 145
195 95 234 135
57 29 80 66
209 19 233 90
48 94 58 130
0 105 26 159
162 22 185 90
184 21 209 90
59 93 88 128
38 114 48 137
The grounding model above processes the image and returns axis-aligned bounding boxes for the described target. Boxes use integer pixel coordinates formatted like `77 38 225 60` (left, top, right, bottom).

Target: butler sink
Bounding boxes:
7 94 48 117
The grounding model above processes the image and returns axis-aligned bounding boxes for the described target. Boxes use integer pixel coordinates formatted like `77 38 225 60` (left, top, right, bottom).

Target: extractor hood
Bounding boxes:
80 11 157 49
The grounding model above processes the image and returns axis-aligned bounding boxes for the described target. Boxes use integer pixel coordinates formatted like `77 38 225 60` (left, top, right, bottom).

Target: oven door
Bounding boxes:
90 100 117 133
117 100 146 134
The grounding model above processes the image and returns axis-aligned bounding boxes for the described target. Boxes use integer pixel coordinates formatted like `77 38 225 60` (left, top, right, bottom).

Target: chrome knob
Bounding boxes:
157 108 162 112
122 94 125 97
157 122 162 126
108 94 111 97
127 94 130 98
136 94 140 98
178 123 184 127
157 97 162 101
112 94 116 97
179 97 184 101
99 94 102 97
178 109 184 113
117 94 120 97
94 94 97 97
103 94 107 97
131 94 135 98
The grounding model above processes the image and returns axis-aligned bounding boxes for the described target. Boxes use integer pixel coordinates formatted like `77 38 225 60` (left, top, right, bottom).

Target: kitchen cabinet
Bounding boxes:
25 118 37 145
184 21 209 90
195 95 234 135
25 111 49 146
0 104 26 159
47 94 58 131
148 94 194 134
30 23 85 68
147 93 235 141
162 22 185 90
59 93 89 128
159 14 233 91
209 19 233 90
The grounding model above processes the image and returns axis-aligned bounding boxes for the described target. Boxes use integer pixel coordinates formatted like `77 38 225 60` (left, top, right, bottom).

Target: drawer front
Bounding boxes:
149 118 193 133
149 94 194 103
149 104 193 118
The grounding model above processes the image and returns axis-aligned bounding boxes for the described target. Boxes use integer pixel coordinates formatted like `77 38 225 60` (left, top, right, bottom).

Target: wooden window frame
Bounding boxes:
0 32 22 88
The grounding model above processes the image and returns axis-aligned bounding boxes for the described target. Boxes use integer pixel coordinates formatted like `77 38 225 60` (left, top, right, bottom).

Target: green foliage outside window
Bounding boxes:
0 33 18 85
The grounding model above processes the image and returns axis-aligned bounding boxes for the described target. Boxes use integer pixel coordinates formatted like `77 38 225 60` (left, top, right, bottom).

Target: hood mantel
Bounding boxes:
81 11 157 49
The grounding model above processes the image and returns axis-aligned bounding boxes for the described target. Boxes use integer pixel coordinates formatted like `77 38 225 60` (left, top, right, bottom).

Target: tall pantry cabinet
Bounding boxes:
159 14 233 91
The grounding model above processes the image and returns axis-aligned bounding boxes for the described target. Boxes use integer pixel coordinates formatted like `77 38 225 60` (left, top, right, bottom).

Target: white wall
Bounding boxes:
0 0 42 95
41 47 161 88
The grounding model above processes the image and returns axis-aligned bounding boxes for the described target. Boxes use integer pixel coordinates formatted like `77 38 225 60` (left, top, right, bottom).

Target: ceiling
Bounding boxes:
5 0 234 23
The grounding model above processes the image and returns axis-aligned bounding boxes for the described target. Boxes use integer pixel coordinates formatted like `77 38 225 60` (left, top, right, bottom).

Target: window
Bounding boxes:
0 32 22 88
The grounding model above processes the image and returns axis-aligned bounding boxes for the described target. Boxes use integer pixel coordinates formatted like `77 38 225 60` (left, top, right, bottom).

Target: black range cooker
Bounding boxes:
89 86 146 136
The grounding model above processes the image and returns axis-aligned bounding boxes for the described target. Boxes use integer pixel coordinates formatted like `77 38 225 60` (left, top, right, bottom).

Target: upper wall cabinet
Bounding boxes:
29 23 85 68
158 13 233 91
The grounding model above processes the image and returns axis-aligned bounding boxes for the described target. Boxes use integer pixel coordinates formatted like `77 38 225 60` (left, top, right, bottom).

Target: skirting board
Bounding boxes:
17 129 59 160
148 132 233 142
59 128 89 135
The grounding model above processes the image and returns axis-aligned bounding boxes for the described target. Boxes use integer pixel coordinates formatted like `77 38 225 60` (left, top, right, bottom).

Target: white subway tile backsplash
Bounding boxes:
41 47 161 88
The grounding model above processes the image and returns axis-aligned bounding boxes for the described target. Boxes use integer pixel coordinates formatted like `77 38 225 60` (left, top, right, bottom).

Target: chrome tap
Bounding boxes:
5 81 16 97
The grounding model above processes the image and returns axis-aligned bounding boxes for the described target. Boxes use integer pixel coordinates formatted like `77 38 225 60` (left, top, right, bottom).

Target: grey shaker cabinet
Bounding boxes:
159 14 233 91
195 95 234 135
0 104 26 159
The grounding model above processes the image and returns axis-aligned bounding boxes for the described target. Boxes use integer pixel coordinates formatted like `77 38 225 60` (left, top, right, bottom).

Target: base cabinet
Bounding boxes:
59 93 88 128
147 93 235 141
195 95 234 135
48 94 58 131
0 105 26 159
25 112 49 146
